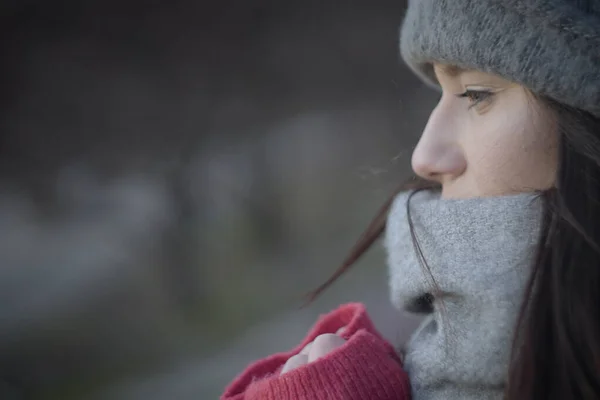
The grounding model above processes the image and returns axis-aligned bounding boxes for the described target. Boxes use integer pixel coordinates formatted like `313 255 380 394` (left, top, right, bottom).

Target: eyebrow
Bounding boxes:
437 64 466 77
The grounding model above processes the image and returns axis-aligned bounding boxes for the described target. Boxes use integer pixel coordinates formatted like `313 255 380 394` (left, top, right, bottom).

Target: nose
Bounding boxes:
411 107 466 183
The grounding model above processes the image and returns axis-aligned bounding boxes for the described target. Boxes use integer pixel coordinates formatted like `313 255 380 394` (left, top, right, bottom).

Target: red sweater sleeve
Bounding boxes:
220 303 411 400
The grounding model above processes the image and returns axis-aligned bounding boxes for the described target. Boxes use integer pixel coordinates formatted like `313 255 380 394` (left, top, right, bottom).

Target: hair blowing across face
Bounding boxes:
305 97 600 400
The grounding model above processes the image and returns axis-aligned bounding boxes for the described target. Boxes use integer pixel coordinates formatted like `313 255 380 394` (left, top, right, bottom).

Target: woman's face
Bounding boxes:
411 64 559 199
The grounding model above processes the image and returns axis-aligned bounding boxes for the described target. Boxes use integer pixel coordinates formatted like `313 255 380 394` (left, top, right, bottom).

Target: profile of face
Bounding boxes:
411 64 559 199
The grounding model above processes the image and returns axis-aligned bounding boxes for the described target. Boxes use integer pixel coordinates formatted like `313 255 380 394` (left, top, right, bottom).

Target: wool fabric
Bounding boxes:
400 0 600 117
385 190 543 400
221 303 410 400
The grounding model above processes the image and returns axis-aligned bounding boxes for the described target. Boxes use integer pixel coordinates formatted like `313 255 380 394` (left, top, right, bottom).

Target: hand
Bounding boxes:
280 327 346 375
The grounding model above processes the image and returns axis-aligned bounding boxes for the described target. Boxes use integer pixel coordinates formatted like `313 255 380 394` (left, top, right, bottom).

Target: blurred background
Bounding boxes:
0 0 438 399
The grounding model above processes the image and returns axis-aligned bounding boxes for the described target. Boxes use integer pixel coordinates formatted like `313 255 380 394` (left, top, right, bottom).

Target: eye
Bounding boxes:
456 89 493 109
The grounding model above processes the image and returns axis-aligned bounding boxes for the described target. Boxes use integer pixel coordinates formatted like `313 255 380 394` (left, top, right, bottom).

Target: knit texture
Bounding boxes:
221 303 410 400
385 190 544 400
400 0 600 117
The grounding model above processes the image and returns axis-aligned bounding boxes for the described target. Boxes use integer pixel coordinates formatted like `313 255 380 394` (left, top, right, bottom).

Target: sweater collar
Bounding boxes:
385 189 543 400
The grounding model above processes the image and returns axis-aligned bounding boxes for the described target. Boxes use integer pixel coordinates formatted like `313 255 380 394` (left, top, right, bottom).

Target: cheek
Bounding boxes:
464 109 558 194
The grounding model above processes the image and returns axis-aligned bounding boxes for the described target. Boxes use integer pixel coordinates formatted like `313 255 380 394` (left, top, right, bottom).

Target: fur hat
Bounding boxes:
400 0 600 117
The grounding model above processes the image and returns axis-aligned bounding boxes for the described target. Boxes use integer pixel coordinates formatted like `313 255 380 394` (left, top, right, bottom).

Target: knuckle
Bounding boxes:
313 333 345 348
310 333 346 359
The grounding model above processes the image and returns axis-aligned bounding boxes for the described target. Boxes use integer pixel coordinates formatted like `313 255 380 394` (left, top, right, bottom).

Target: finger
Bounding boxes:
308 333 346 363
299 342 313 356
280 353 308 375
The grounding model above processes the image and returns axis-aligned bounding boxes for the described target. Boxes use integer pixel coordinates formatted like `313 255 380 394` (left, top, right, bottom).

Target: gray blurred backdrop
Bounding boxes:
0 1 438 399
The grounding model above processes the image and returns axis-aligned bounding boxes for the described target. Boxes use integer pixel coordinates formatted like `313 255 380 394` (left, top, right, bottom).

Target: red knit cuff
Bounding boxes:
221 303 409 400
245 330 410 400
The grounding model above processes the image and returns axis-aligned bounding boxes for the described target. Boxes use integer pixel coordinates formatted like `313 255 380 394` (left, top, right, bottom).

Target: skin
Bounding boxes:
413 64 559 198
281 64 560 374
280 328 346 375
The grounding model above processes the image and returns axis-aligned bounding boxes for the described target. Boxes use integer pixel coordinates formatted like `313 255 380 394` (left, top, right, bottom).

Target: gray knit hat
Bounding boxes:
400 0 600 117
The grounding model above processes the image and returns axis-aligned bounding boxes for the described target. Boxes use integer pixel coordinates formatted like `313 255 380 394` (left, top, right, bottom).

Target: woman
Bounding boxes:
222 0 600 399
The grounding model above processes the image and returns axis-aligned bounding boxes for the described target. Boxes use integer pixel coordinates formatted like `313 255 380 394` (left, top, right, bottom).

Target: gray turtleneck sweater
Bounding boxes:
384 190 543 400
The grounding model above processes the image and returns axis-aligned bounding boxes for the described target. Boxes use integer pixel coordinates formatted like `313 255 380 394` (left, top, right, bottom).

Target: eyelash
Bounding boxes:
456 89 493 109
